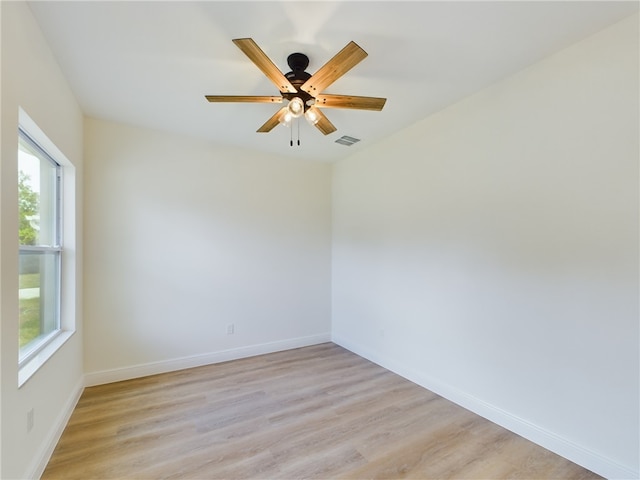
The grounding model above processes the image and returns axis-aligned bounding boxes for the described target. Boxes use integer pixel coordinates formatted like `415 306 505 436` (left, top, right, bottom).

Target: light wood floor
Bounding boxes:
42 343 601 479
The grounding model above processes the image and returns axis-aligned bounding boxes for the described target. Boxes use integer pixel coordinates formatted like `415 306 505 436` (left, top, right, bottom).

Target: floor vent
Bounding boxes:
335 135 361 146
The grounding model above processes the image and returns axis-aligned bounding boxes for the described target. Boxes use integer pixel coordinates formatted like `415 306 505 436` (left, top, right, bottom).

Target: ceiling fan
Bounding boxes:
205 38 386 137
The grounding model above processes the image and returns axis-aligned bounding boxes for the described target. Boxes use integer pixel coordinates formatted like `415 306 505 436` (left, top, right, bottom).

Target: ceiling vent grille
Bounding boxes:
335 135 361 146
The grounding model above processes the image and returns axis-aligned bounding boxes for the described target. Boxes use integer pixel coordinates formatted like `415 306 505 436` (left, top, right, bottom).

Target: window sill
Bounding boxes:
19 330 75 387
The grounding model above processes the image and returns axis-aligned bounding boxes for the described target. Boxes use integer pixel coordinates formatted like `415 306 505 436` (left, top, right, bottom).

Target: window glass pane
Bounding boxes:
18 129 61 361
18 135 59 247
19 251 60 356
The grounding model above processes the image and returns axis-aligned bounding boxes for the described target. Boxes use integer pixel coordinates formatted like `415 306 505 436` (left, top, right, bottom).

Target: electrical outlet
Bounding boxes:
27 408 34 433
227 324 235 335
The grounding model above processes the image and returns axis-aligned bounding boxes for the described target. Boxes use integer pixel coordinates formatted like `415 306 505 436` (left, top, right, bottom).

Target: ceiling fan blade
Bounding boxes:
205 95 283 103
300 41 368 96
312 108 337 136
232 38 297 94
257 106 288 133
315 94 386 111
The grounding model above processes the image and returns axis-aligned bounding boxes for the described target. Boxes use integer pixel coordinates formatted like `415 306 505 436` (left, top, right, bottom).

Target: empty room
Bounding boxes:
1 1 638 479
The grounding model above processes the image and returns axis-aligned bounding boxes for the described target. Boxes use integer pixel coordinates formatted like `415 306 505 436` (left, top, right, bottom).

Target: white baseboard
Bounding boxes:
26 375 84 480
84 333 331 387
332 334 638 480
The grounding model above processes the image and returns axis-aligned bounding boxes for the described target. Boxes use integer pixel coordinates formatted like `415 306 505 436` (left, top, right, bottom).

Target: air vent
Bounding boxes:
335 135 361 146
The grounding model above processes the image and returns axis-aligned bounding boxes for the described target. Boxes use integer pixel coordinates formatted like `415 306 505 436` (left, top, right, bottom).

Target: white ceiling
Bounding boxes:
27 1 638 162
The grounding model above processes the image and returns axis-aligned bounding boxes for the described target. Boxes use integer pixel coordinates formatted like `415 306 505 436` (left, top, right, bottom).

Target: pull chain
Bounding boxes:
289 118 302 147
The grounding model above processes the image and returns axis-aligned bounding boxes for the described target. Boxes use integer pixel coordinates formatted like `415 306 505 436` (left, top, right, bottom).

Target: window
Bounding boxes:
18 128 62 364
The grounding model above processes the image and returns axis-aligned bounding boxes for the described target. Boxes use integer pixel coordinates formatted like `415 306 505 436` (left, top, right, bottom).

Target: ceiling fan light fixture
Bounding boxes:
305 107 320 125
287 97 305 118
279 111 293 127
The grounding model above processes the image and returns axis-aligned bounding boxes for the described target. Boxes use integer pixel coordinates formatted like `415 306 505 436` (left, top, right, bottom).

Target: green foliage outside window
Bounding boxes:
18 170 38 246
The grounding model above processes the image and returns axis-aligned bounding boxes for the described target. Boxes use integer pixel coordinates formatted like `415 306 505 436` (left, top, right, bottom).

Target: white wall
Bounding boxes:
83 118 332 383
1 2 84 479
332 13 638 479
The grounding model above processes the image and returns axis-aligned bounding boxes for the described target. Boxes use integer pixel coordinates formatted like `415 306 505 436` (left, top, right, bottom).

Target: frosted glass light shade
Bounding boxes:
305 107 320 125
287 97 304 118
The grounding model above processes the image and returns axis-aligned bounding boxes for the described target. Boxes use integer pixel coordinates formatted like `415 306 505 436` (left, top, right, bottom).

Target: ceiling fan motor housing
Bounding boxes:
284 53 314 106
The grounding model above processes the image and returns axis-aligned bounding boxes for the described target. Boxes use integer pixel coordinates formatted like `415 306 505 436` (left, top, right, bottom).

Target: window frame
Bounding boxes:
18 127 64 366
17 109 77 387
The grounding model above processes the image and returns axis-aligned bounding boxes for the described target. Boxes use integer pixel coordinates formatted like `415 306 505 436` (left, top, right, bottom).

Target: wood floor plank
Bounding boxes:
42 343 602 479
